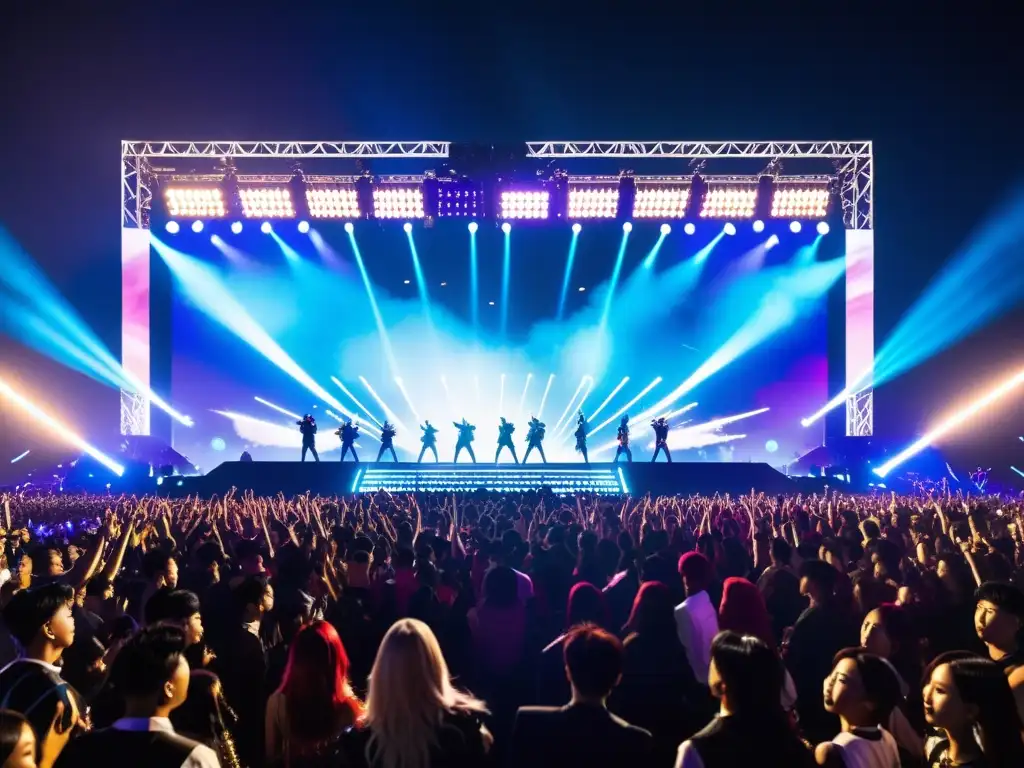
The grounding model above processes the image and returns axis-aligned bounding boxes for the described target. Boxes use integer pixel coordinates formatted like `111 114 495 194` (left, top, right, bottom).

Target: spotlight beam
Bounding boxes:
516 373 533 422
358 376 408 432
253 396 303 421
500 228 511 338
323 409 381 441
599 229 631 329
469 228 479 332
330 377 384 428
499 373 506 416
557 229 581 320
394 377 423 425
551 376 591 437
586 376 630 425
0 377 125 476
588 377 663 439
345 229 400 378
536 374 556 420
404 229 434 326
10 450 30 464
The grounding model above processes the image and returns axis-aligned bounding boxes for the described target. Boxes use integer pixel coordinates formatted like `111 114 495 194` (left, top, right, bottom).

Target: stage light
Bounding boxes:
403 279 411 284
261 222 273 234
772 186 830 218
660 223 671 235
765 439 779 453
373 186 425 219
790 221 802 233
571 223 582 235
403 222 413 234
467 221 478 234
211 437 226 451
306 186 361 218
297 220 310 234
164 187 226 218
567 186 619 219
344 222 355 234
501 222 512 234
817 221 830 235
10 449 29 463
239 187 295 218
165 221 180 234
191 220 204 233
622 222 633 233
723 222 737 236
500 189 550 220
578 286 585 292
700 186 757 218
438 182 481 218
633 186 689 218
488 300 495 306
684 223 696 235
753 219 765 233
230 221 243 234
766 234 780 249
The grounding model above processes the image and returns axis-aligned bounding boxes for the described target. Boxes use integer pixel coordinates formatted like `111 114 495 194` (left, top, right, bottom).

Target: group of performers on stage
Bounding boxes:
297 410 676 464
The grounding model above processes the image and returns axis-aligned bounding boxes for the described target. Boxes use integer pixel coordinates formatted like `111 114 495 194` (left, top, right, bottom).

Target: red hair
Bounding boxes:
718 577 775 648
278 620 363 744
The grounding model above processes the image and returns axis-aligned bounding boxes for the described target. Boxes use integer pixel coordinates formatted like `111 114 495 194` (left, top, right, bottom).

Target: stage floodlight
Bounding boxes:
723 222 737 236
261 221 273 234
790 221 803 233
683 222 696 235
403 222 413 234
771 186 830 219
191 220 204 233
306 185 361 219
817 221 830 235
297 220 310 234
660 223 671 235
700 186 757 218
501 222 512 234
373 186 425 219
499 189 550 220
239 187 296 219
633 186 689 219
165 221 180 234
164 187 226 218
752 219 765 233
468 221 479 234
622 221 633 233
344 222 355 234
438 182 482 218
567 185 619 219
572 222 582 235
230 221 243 234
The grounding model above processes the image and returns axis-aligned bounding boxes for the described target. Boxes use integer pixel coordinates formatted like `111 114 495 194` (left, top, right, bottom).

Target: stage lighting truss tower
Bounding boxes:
121 139 872 437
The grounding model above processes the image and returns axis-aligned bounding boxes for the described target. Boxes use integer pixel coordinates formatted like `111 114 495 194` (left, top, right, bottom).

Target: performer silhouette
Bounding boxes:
651 417 672 463
523 416 547 464
297 414 320 462
336 420 360 462
376 421 398 462
418 421 439 463
495 418 519 464
614 415 632 463
453 419 477 463
574 411 589 464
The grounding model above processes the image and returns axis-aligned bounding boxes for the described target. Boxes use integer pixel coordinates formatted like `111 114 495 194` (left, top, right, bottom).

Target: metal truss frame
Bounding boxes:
120 390 150 436
847 389 874 438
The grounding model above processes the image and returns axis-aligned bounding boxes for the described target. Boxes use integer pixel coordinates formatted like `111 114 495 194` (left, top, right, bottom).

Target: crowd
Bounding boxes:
0 486 1023 768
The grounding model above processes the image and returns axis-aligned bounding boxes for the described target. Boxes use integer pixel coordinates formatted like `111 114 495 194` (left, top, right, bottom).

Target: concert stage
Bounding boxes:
164 461 799 498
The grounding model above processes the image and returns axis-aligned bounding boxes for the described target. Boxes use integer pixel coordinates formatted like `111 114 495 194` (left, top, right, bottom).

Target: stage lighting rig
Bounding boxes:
306 183 361 219
567 182 619 220
699 181 758 219
771 183 831 219
373 182 425 219
164 186 226 218
633 181 690 219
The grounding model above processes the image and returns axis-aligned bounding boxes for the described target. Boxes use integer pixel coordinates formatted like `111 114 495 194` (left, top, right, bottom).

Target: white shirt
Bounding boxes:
830 728 900 768
674 590 719 685
113 718 221 768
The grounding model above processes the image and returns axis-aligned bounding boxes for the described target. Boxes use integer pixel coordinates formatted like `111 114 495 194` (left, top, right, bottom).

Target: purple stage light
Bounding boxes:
500 188 550 220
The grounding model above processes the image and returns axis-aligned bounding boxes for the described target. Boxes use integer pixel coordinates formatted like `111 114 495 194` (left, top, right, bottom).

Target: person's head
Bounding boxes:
624 581 676 637
2 583 75 658
799 559 837 604
923 653 1024 765
860 519 881 543
144 589 204 647
235 574 273 622
15 554 32 589
142 549 178 589
719 577 775 648
769 538 792 567
364 619 486 768
563 623 623 702
566 582 608 630
678 551 712 597
278 621 362 743
974 581 1024 651
481 565 518 609
0 709 36 768
860 603 914 664
111 625 191 717
29 547 63 580
708 631 784 715
824 648 902 728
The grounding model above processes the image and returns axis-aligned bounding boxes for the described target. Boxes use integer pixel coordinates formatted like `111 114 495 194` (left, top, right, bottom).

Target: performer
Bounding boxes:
418 421 439 463
651 416 672 463
970 466 991 491
523 416 547 464
614 414 632 463
453 419 477 463
574 411 589 464
495 418 519 464
297 414 319 462
336 420 360 462
376 421 398 462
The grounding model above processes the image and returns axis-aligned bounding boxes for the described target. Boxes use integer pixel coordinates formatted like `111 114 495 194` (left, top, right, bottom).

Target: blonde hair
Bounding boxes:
364 618 487 768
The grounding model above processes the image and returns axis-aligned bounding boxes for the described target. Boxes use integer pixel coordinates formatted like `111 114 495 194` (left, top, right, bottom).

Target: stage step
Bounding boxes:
354 465 627 493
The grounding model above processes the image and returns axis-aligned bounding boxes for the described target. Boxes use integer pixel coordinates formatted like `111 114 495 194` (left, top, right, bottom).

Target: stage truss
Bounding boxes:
121 139 874 438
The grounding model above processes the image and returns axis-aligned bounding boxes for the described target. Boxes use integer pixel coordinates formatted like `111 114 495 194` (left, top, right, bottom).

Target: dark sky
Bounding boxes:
1 0 1021 462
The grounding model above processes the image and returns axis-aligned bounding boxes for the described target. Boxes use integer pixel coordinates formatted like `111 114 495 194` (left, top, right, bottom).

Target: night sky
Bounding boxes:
0 1 1021 466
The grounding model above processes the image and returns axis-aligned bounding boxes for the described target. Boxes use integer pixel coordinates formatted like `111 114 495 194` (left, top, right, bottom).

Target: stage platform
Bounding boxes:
163 460 799 497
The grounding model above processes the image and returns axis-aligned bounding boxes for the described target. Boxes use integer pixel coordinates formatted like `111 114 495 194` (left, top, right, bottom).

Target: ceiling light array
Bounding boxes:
633 186 690 219
239 187 295 218
567 186 619 219
164 188 226 218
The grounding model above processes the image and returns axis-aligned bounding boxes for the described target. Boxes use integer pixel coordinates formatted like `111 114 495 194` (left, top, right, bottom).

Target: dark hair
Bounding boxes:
482 566 518 609
770 538 792 566
112 625 188 698
799 559 837 595
563 624 623 698
710 631 784 713
624 581 677 637
0 709 30 764
831 647 903 724
145 589 202 626
142 549 175 580
2 583 75 646
566 582 608 630
974 581 1024 619
85 574 112 598
234 574 270 609
678 551 712 593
